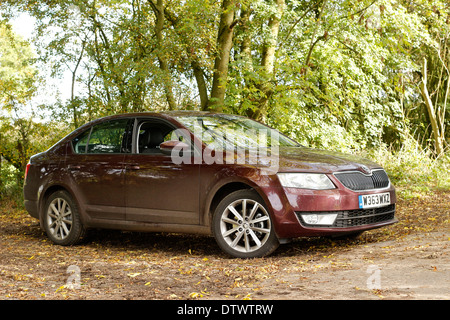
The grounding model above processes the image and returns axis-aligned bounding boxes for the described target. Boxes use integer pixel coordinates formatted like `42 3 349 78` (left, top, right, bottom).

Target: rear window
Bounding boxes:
72 119 131 154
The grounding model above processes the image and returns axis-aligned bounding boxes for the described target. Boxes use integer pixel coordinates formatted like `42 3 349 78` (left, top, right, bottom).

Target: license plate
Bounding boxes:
359 192 390 209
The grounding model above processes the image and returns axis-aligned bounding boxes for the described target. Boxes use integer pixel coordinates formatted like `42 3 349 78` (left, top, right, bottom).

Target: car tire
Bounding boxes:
43 190 86 246
212 189 279 258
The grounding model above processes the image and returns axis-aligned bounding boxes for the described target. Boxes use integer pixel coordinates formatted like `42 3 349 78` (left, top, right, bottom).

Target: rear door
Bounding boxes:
66 118 132 221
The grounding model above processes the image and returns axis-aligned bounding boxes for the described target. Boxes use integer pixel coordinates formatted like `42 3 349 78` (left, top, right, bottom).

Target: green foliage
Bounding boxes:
0 0 449 200
0 21 37 109
0 159 21 200
361 136 450 199
0 116 70 172
0 116 70 201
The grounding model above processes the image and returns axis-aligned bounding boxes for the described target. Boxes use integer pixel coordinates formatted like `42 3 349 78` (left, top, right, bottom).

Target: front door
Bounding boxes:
124 118 199 224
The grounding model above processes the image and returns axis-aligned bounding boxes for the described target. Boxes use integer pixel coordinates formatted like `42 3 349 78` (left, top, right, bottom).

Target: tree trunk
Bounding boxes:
192 60 209 110
249 0 285 121
419 58 445 156
304 0 328 68
206 0 236 112
240 8 253 71
151 0 177 110
70 39 86 128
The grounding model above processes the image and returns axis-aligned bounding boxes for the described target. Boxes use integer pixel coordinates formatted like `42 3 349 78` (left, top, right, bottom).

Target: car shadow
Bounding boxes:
10 220 375 259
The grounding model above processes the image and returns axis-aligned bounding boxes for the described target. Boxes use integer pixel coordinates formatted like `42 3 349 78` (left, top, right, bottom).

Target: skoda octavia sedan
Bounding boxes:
23 111 397 258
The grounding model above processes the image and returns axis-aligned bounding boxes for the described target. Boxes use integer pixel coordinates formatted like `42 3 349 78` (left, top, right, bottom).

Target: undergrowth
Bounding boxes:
1 137 449 206
362 138 450 199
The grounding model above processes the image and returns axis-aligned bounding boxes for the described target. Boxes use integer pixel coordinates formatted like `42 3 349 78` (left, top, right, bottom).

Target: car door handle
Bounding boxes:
68 165 81 171
128 165 140 170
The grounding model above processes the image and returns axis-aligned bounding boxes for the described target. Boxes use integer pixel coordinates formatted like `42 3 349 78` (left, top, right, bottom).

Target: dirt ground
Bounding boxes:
0 190 448 300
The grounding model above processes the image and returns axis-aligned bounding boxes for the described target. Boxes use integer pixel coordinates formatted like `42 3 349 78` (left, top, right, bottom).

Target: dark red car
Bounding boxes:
23 111 397 258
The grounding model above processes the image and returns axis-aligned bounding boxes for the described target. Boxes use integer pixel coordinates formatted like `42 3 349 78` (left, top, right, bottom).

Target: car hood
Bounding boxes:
263 146 381 174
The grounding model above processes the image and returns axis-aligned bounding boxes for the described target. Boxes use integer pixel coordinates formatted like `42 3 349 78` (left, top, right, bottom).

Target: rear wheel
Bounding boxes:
43 190 85 246
212 190 279 258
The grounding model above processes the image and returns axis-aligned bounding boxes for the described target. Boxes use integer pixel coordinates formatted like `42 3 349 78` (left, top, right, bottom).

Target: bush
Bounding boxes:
0 159 24 205
361 137 450 199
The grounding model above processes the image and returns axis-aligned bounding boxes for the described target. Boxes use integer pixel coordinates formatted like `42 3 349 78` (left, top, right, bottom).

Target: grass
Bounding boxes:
361 138 450 200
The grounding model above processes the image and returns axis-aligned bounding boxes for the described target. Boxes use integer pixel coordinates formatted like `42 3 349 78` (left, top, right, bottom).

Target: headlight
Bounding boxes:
277 173 335 190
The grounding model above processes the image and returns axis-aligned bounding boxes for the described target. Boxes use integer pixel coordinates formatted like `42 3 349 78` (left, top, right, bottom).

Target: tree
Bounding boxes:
0 21 47 190
0 21 37 110
149 0 177 110
1 0 448 157
251 0 285 121
207 0 237 112
419 58 446 156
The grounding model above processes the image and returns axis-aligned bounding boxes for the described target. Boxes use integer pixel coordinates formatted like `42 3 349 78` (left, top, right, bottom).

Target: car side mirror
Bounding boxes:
159 140 190 156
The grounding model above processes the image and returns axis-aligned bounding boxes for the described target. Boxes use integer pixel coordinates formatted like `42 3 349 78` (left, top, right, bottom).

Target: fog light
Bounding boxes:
301 213 338 225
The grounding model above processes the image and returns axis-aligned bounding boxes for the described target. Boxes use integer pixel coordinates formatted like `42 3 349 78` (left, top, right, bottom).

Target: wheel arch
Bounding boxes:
204 179 269 230
38 184 82 227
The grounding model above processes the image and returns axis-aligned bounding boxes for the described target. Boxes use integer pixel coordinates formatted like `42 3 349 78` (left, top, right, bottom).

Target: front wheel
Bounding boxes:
43 190 86 246
212 190 279 258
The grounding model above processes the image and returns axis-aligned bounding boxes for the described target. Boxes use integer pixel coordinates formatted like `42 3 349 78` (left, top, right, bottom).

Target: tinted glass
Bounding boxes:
71 119 131 154
136 120 179 154
176 115 299 149
72 129 90 154
87 119 130 154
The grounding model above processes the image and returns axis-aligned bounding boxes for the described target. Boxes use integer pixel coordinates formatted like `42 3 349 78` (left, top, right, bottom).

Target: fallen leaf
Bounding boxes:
189 292 203 299
127 272 141 278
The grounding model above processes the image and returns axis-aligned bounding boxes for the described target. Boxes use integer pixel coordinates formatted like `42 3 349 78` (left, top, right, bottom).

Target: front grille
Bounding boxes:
334 169 390 191
297 204 396 228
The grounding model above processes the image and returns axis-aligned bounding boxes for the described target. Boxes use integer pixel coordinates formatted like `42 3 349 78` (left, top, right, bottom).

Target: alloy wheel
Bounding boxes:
46 197 73 240
219 198 272 253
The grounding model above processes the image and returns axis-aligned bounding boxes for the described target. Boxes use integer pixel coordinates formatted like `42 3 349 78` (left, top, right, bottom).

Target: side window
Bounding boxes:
163 129 186 142
72 119 131 154
137 121 183 154
87 119 130 154
72 129 90 154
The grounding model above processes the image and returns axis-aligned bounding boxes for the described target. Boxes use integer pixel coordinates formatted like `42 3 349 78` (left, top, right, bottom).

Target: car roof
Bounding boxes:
87 110 245 124
100 110 228 119
62 110 245 142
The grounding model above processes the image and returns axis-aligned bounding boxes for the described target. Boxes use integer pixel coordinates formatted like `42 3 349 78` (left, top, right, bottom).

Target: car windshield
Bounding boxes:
176 115 300 149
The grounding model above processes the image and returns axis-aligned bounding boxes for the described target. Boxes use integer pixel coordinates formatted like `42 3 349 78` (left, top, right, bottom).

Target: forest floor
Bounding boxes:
0 190 448 300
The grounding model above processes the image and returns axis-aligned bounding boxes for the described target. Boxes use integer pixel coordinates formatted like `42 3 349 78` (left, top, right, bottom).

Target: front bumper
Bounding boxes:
265 179 397 239
296 204 396 228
